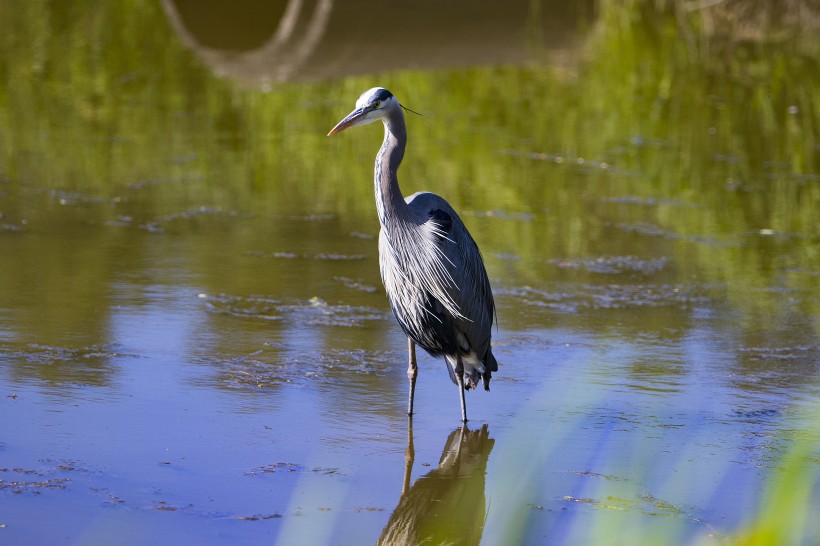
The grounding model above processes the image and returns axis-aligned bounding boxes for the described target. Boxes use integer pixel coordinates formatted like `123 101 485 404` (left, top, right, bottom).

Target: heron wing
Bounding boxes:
406 192 496 363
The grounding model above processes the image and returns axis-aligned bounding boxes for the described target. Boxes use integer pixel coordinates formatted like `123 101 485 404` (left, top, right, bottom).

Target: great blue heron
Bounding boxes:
328 87 497 423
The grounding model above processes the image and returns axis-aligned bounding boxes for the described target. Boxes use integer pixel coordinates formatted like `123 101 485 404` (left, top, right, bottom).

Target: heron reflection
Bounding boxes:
378 423 495 546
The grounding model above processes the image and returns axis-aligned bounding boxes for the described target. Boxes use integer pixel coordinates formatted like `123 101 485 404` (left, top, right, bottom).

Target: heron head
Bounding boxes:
327 87 398 136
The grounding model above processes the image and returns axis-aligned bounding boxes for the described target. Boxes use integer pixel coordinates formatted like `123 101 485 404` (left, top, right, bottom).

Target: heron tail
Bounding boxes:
482 348 497 391
485 348 498 372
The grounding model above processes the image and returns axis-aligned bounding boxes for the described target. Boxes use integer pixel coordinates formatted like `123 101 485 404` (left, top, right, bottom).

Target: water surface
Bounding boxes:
1 1 819 544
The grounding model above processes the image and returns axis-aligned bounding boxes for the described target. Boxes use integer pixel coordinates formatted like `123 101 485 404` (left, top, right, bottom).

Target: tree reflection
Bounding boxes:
378 423 495 546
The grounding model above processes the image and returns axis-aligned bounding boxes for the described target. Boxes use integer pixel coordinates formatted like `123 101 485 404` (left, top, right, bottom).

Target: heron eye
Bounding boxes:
373 100 381 109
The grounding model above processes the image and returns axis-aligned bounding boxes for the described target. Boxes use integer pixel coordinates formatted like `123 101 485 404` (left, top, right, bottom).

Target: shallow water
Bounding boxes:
2 1 820 545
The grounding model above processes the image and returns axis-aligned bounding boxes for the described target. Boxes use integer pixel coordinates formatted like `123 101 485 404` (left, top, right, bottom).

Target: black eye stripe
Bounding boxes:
372 89 393 103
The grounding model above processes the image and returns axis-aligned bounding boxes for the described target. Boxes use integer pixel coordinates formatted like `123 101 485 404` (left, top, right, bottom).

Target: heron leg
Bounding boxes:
407 338 418 417
455 354 468 423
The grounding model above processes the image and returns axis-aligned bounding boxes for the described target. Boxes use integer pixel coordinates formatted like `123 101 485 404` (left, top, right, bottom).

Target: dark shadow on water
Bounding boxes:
378 423 495 546
161 0 592 85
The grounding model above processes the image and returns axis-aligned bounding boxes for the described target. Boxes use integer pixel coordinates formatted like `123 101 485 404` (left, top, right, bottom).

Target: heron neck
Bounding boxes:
375 112 411 227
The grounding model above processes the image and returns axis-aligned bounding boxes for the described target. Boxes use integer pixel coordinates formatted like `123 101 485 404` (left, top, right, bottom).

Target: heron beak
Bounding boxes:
327 107 369 136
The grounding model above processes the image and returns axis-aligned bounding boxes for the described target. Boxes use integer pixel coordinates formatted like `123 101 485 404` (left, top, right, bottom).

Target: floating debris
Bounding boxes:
200 293 283 320
570 470 627 481
497 283 708 313
202 293 384 326
614 221 671 238
127 176 203 190
247 250 366 261
47 189 118 206
270 213 336 222
0 477 70 493
498 149 639 176
7 343 131 367
153 502 181 512
234 513 283 521
600 195 697 208
313 253 366 261
333 276 379 293
0 460 89 494
733 408 781 420
138 221 164 234
612 222 739 247
195 345 396 391
562 492 693 519
551 256 670 275
463 209 535 221
738 345 818 362
105 215 133 227
246 250 300 259
246 462 305 476
159 207 250 224
589 284 707 309
246 462 341 477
